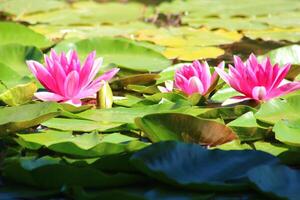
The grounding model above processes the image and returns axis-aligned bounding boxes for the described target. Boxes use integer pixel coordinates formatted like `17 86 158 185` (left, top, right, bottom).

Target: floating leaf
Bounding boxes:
182 17 268 31
244 28 300 42
0 82 37 106
20 2 148 25
136 27 242 47
0 44 43 76
17 131 148 157
163 46 224 61
198 105 256 121
0 0 67 17
55 37 171 72
273 119 300 147
0 22 52 48
255 95 300 124
135 113 236 146
0 102 61 133
227 112 271 142
131 141 279 191
248 164 300 200
77 102 192 125
41 118 123 132
3 156 144 189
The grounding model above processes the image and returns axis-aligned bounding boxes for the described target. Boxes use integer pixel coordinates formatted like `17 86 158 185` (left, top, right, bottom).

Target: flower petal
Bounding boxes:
64 70 80 98
34 92 64 102
252 86 267 100
188 76 204 95
92 68 119 84
267 82 300 99
26 60 58 92
222 96 252 106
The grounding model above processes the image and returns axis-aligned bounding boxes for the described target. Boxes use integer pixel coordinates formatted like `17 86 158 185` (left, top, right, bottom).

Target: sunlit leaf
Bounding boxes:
0 22 52 48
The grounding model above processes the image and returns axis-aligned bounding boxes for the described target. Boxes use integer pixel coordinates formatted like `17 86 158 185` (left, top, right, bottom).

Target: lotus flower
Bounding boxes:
174 60 224 96
158 80 174 93
26 49 119 106
215 54 300 105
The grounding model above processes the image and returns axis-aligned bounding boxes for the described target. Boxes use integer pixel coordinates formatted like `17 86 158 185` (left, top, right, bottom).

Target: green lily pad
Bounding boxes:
227 112 271 142
0 102 61 133
17 131 148 157
255 95 300 124
19 1 148 25
54 37 171 72
273 119 300 146
135 113 236 146
0 44 43 76
198 105 256 121
0 82 37 106
0 0 67 17
41 118 123 132
0 22 52 48
77 102 193 125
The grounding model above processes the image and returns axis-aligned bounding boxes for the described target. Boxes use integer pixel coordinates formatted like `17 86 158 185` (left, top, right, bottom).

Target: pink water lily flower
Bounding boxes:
215 54 300 105
27 49 119 106
158 80 174 93
174 60 224 96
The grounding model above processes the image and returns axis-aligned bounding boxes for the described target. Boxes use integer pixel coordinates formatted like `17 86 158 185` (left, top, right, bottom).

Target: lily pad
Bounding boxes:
248 164 300 200
41 118 123 132
131 141 279 191
0 0 67 17
0 44 43 76
273 119 300 146
17 131 148 157
20 1 148 25
163 46 224 61
3 156 144 189
54 37 171 72
255 95 300 124
0 22 52 48
244 28 300 42
0 102 61 133
0 82 37 106
135 113 236 146
227 112 271 142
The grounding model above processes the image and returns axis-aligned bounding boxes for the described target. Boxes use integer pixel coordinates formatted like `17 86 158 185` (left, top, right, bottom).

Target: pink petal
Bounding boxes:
188 76 204 95
158 86 169 93
175 73 189 91
91 68 119 85
222 96 252 106
87 57 103 84
26 60 58 92
214 67 231 85
34 92 64 102
252 86 267 100
211 61 224 84
75 81 105 99
267 82 300 99
50 49 59 62
64 70 80 98
63 99 82 107
233 55 245 72
79 51 96 87
269 63 291 91
248 53 259 70
200 61 211 92
51 60 66 96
